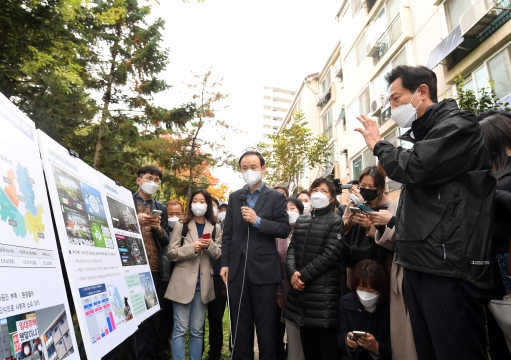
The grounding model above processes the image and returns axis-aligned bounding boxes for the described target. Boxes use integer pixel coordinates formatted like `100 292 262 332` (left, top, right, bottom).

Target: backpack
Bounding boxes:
180 222 217 247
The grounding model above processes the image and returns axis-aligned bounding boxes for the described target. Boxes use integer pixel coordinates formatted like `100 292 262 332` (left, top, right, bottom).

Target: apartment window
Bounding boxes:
273 126 279 130
488 48 511 98
352 0 363 15
393 47 407 67
358 86 371 115
263 125 271 129
345 51 357 82
347 99 360 131
352 148 377 180
462 43 511 100
445 0 473 32
372 0 401 40
355 35 367 66
322 71 332 95
373 8 387 40
322 106 334 139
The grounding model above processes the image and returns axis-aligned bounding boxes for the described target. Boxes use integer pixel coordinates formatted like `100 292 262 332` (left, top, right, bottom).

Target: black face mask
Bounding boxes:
359 188 379 201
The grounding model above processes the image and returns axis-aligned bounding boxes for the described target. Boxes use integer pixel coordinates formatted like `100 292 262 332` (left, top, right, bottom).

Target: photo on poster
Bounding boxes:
81 183 106 220
62 206 113 248
106 197 140 234
115 234 147 266
52 166 85 213
107 285 133 326
138 272 158 310
0 304 74 360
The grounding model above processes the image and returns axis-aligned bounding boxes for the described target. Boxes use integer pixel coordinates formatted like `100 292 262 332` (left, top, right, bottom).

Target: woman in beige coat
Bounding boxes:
165 189 221 360
367 198 417 360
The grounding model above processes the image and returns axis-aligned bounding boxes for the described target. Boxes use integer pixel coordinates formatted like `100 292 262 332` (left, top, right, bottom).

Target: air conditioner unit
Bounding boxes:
460 0 499 37
366 38 380 57
368 99 382 117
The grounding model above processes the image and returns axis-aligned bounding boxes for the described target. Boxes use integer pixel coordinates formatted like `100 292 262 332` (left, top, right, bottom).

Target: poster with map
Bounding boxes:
38 131 159 359
0 92 79 360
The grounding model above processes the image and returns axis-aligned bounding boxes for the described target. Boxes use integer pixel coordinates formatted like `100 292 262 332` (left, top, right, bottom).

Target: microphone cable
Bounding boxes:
227 195 251 359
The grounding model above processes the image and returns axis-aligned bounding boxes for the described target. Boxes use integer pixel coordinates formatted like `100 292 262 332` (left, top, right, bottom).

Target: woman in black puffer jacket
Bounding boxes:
284 177 346 360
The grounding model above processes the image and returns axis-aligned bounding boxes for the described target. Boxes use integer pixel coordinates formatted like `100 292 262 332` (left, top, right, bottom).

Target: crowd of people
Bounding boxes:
103 65 511 360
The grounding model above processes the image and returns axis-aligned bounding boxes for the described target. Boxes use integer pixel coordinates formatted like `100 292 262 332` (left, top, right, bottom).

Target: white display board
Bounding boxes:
97 172 160 320
37 130 160 359
0 93 79 360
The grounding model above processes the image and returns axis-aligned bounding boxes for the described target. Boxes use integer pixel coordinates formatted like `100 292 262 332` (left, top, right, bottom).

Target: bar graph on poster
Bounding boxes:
0 93 79 360
37 131 160 359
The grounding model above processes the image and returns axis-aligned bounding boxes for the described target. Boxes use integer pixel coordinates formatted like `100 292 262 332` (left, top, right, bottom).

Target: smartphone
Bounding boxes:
202 232 211 240
150 209 162 217
352 331 367 339
349 207 362 214
357 204 375 213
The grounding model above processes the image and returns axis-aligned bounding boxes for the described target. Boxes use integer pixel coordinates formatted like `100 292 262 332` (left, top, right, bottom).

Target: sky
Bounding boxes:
150 0 341 191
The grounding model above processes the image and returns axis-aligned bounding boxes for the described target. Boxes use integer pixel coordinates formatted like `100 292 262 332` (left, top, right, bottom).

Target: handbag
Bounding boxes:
487 240 511 353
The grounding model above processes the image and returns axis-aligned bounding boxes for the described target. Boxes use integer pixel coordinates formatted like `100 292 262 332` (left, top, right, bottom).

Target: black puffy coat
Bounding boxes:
374 99 496 289
493 158 511 255
283 206 345 329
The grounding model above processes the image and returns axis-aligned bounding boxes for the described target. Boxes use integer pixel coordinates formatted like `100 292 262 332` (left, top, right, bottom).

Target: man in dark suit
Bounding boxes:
220 151 290 360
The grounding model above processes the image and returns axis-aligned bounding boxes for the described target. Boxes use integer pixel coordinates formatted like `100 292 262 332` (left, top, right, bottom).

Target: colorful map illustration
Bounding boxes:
0 163 44 242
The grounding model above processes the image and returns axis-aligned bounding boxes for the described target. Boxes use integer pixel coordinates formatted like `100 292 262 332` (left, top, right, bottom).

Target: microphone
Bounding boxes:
239 194 247 208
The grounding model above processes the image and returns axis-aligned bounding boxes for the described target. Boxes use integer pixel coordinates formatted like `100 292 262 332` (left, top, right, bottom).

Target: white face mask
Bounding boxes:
302 202 311 214
24 347 30 355
213 208 219 216
242 170 262 187
140 181 159 195
391 89 423 128
310 192 330 209
287 211 300 224
168 216 180 228
191 203 208 217
217 211 226 221
356 290 380 308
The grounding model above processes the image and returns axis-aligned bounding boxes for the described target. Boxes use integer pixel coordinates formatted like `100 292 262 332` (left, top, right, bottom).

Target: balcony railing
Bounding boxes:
428 0 511 69
316 88 331 108
477 0 511 42
373 13 402 63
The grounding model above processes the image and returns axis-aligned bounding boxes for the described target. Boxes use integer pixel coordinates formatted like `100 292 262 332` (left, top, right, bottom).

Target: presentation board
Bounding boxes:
0 93 79 360
37 131 160 359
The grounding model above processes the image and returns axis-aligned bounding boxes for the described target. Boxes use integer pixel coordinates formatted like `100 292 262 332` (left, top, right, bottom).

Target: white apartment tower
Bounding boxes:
261 86 296 144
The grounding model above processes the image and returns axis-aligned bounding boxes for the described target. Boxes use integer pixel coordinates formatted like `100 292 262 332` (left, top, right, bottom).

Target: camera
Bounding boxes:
332 179 353 195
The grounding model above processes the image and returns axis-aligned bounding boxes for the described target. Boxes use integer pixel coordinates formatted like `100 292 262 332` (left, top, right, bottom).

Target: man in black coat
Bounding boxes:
355 65 495 360
220 151 290 360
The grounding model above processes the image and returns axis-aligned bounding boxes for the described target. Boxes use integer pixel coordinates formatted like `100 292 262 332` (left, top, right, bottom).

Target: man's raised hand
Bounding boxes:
354 114 382 152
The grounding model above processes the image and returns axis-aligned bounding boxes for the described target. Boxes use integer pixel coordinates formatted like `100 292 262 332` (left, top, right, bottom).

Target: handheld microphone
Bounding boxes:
239 194 247 208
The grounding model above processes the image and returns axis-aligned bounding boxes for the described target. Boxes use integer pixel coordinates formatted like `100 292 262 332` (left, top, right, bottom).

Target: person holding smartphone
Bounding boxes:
165 189 222 360
338 259 391 360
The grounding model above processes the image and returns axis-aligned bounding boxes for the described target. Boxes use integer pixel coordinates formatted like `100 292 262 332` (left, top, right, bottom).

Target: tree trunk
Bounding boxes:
186 84 205 203
93 29 119 170
186 129 198 204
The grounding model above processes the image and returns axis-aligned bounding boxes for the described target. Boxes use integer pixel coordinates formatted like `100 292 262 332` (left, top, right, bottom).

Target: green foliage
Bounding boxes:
253 111 330 193
0 0 221 203
454 74 511 114
0 0 97 146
